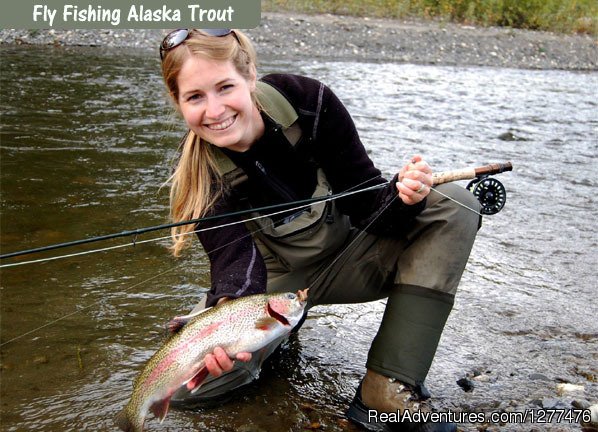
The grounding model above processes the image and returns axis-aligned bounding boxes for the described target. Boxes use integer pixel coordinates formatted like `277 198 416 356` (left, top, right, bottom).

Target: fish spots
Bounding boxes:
144 320 224 388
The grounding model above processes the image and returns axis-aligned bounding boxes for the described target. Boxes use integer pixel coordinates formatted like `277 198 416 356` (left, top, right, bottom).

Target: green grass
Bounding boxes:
262 0 598 35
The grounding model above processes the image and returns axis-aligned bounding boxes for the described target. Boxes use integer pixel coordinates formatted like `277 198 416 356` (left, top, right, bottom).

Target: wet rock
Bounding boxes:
572 399 598 430
529 373 551 381
472 373 494 383
457 377 475 392
556 382 585 396
497 131 528 141
541 397 568 409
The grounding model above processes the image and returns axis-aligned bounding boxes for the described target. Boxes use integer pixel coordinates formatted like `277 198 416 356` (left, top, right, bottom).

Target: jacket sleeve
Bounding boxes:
196 194 267 307
314 82 426 235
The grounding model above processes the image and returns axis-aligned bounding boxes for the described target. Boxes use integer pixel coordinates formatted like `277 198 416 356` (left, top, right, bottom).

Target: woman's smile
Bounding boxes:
206 114 237 131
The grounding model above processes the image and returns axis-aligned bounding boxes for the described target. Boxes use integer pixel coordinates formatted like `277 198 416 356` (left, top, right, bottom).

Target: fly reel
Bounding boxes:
466 176 507 215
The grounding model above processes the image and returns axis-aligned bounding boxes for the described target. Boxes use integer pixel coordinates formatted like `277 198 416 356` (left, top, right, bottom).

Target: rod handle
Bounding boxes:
432 162 512 185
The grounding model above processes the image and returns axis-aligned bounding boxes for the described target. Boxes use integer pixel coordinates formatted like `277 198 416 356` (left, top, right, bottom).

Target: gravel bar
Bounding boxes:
1 12 597 70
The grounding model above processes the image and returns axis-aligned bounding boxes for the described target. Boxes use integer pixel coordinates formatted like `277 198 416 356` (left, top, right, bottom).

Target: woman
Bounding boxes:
160 28 480 432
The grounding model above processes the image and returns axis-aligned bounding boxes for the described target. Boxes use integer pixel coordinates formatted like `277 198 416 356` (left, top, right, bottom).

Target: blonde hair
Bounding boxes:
161 29 258 256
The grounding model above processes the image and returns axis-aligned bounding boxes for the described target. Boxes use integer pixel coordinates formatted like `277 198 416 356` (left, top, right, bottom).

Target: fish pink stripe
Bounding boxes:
143 320 223 388
143 306 257 389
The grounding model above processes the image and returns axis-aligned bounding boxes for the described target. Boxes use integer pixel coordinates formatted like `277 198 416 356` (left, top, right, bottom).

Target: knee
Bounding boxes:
432 183 482 234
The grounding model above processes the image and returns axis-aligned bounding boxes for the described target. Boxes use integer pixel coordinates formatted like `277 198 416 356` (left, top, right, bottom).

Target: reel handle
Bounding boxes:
433 162 512 185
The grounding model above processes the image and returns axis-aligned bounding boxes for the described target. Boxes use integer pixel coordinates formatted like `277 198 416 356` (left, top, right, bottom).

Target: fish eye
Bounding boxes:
285 293 296 300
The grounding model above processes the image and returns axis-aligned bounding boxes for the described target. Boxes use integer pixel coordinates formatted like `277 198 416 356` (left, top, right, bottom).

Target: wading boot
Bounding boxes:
346 370 456 432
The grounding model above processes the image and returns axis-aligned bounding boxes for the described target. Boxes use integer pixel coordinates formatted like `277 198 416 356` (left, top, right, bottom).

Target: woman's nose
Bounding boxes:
205 95 225 119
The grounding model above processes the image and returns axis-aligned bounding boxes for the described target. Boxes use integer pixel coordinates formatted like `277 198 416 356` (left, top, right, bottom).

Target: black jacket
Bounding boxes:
198 74 425 307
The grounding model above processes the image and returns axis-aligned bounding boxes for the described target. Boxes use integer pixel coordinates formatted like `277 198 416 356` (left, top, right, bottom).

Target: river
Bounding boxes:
1 45 596 431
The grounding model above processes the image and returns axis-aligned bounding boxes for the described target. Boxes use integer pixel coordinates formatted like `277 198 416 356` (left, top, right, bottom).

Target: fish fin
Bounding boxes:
297 288 309 302
167 307 212 334
186 367 210 393
255 316 279 330
150 397 171 423
114 408 134 432
166 317 189 334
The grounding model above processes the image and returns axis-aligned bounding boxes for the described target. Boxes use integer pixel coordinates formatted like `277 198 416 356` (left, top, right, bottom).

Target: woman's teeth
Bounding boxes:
208 116 235 131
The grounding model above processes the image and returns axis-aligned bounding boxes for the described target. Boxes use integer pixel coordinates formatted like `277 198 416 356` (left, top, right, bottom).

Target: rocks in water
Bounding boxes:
556 382 585 396
529 373 551 381
457 377 475 392
572 400 598 432
497 130 528 141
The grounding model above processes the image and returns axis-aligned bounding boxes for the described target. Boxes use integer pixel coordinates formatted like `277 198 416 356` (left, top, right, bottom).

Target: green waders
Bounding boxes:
171 181 480 407
263 182 481 387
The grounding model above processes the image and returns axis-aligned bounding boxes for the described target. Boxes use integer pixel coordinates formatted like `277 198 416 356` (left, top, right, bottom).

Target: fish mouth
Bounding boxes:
267 302 290 326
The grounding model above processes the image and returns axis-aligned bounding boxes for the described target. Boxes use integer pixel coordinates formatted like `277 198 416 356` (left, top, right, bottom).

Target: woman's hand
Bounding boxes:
204 347 252 377
396 155 433 205
204 296 252 377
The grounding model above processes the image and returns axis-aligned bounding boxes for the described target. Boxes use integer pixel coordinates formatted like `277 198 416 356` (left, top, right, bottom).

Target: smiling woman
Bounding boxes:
155 27 481 432
176 55 264 152
161 29 264 257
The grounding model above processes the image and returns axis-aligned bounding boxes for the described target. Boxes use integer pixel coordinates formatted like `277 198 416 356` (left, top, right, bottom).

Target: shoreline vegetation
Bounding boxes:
262 0 598 36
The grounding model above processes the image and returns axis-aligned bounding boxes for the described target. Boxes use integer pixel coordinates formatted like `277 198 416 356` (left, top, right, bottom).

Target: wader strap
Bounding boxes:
255 81 298 131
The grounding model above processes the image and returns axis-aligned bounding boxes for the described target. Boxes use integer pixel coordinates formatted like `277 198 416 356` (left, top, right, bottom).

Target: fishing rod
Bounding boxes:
0 184 384 261
0 162 512 263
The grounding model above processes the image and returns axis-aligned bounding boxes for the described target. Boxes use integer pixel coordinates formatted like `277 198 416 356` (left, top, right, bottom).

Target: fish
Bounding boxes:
114 289 308 432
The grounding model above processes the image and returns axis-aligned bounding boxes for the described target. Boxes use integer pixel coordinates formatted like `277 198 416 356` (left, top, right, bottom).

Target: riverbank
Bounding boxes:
1 12 597 70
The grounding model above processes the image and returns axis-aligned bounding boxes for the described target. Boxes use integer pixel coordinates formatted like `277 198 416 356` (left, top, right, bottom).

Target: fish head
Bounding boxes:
266 291 307 328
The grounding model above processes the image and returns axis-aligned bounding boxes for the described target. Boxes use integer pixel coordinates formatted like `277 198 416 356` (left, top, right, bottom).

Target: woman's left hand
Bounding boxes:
396 154 433 205
203 297 253 377
204 347 252 377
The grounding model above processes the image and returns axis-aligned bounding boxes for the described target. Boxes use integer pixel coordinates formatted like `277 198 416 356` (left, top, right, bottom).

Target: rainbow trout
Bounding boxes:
115 290 308 432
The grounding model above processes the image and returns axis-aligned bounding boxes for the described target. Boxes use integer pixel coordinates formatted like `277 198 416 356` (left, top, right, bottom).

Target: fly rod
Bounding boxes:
0 162 512 261
433 162 512 185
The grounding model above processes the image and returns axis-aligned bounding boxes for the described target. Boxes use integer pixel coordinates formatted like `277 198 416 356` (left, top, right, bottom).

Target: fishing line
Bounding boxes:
308 193 401 290
2 158 501 266
0 176 390 345
306 185 482 290
0 210 280 347
0 181 388 269
0 264 181 348
0 182 483 269
0 171 486 345
0 179 389 268
429 186 483 217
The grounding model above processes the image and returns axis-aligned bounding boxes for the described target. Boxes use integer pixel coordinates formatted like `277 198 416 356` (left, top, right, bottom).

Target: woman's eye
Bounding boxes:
220 84 234 92
187 94 203 102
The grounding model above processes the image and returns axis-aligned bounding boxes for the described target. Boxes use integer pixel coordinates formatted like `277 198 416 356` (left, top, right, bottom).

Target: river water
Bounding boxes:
0 45 596 432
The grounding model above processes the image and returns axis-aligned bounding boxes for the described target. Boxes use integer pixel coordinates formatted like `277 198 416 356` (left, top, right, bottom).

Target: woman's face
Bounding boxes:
176 55 262 152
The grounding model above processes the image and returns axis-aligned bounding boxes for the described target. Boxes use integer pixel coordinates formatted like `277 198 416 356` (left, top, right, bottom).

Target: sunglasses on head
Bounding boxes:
159 28 239 60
